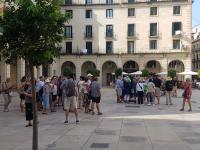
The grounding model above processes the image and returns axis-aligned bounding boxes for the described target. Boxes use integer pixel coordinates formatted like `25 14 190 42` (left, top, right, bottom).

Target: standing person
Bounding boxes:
115 76 123 103
1 78 13 112
123 76 131 103
136 79 144 104
57 76 63 106
131 78 137 103
153 76 162 105
180 78 192 112
91 77 103 115
19 76 26 112
172 77 178 97
165 77 174 105
42 79 51 114
77 76 85 109
147 79 155 105
24 81 33 127
83 77 92 113
61 74 79 124
35 78 44 111
51 78 57 112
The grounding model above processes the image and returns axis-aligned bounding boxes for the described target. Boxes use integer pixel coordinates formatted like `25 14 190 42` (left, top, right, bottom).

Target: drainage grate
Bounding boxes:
125 105 140 108
94 129 116 135
120 136 147 143
90 143 109 148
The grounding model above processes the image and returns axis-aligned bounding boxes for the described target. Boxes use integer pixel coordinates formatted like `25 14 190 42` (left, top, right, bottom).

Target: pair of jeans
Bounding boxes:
147 92 155 104
166 91 172 105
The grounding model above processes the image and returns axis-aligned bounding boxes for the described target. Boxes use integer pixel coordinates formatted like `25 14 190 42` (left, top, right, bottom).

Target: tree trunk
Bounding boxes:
30 65 38 150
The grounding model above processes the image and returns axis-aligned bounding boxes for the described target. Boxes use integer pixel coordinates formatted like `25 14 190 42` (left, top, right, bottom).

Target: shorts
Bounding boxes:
173 86 177 91
64 96 77 110
92 97 101 103
116 88 122 96
155 87 161 97
52 95 57 102
20 94 25 100
42 95 50 109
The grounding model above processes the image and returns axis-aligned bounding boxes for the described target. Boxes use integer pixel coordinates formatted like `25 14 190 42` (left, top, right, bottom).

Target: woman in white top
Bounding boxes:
136 79 144 104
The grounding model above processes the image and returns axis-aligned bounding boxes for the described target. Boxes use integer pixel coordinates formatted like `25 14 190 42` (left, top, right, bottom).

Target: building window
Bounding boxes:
86 10 92 18
106 41 113 54
64 26 72 38
128 24 135 37
106 0 113 4
150 23 157 36
173 6 181 15
86 42 92 54
85 25 92 38
172 22 182 35
128 8 135 17
106 25 113 37
65 0 72 5
66 10 73 19
173 40 180 49
106 9 113 18
128 41 134 54
150 40 157 49
128 0 135 3
85 0 92 5
66 42 72 54
150 7 158 16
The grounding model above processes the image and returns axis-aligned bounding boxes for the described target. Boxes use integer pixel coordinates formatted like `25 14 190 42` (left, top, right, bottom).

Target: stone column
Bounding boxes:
76 60 81 80
139 55 145 70
37 66 42 78
0 62 10 82
49 64 53 77
96 56 102 85
17 59 25 85
161 58 168 72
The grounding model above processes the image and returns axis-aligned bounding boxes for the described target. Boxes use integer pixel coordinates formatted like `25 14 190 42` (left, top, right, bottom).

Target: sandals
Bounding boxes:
179 108 184 111
25 124 32 127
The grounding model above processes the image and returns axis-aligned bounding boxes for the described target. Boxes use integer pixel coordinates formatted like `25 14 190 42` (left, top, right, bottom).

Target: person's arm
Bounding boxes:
189 84 192 98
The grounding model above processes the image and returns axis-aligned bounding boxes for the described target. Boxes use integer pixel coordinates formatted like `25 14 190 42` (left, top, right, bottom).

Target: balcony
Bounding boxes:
62 0 189 6
149 32 162 38
64 33 73 40
84 32 93 39
127 32 138 39
106 32 114 38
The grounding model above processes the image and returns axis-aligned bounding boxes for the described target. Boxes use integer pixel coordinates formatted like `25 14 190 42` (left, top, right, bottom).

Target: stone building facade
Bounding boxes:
0 0 192 86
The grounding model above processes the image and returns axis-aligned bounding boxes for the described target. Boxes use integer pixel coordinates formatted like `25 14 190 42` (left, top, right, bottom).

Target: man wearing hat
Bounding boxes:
165 77 174 105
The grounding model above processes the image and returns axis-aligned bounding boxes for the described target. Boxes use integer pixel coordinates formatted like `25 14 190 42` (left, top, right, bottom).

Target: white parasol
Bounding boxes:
178 71 198 75
130 71 142 75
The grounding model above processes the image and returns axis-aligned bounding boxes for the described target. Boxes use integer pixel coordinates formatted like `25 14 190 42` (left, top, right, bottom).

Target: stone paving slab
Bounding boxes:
0 89 200 150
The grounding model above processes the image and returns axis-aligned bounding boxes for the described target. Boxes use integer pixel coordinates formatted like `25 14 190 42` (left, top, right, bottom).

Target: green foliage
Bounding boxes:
86 68 100 77
141 69 149 77
197 70 200 78
168 69 176 78
0 0 69 66
115 68 123 77
63 68 72 77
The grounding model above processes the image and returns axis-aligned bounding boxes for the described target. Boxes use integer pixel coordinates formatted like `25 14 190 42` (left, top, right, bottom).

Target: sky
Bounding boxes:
193 0 200 27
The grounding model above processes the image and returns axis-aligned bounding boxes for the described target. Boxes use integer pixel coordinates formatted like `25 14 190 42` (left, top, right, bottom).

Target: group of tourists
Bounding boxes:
0 73 193 127
115 75 192 111
0 73 102 127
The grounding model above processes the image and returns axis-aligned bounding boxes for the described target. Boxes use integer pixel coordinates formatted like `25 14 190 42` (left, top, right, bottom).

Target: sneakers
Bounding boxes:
64 120 68 124
92 112 95 115
147 103 151 106
76 120 80 124
98 112 103 115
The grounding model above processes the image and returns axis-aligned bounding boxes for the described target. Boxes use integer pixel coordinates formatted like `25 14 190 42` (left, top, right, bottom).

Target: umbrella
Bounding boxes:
111 72 128 75
178 71 197 75
130 71 142 75
157 72 168 75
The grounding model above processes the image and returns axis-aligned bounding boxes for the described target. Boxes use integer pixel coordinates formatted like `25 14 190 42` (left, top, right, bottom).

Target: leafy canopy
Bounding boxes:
115 68 122 77
0 0 68 66
86 68 100 77
168 69 176 78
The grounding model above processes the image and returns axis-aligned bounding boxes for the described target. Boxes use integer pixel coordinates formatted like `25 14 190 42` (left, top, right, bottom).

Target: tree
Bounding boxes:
0 1 68 150
86 68 100 77
168 69 177 78
141 69 149 77
63 67 72 77
115 68 123 77
197 69 200 78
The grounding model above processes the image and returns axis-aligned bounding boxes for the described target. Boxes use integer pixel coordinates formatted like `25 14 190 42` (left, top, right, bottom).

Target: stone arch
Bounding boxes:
123 60 139 73
81 61 96 76
168 60 185 73
145 60 161 74
61 61 76 77
102 61 117 86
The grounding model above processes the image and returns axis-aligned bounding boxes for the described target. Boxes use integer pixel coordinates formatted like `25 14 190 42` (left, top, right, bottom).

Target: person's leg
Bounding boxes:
64 97 69 123
141 92 144 104
91 101 95 114
180 98 186 111
3 94 9 111
138 92 141 104
169 91 172 105
188 99 192 111
71 96 79 122
166 91 169 105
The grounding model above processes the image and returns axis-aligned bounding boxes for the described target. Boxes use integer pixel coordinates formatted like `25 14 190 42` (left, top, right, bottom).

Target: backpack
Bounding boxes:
66 79 76 97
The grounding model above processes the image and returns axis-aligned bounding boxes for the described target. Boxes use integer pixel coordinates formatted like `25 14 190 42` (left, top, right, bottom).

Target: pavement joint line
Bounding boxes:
143 119 155 150
80 117 103 150
116 119 123 150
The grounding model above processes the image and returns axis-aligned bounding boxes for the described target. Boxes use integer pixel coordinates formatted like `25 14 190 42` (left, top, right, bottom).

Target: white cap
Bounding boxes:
87 73 93 77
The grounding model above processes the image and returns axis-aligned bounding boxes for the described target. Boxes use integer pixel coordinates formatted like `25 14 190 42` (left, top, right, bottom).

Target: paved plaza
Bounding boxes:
0 88 200 150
